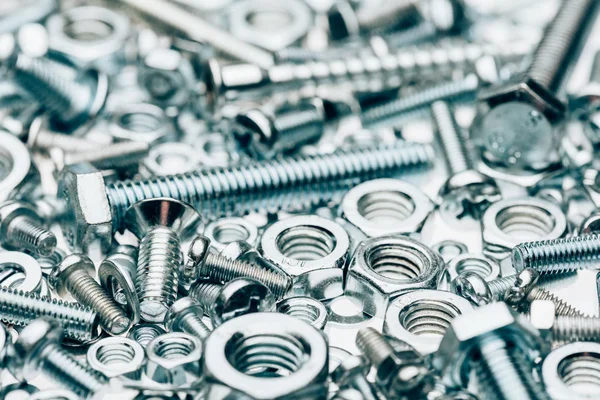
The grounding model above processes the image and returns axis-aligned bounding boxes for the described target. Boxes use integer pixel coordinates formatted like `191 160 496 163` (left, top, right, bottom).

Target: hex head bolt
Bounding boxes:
125 198 202 323
431 101 500 218
530 300 600 343
452 268 588 317
512 233 600 275
185 235 290 299
7 319 108 399
0 285 98 341
356 328 431 398
164 297 211 340
473 0 599 171
331 355 380 400
434 303 548 400
0 200 56 256
51 254 131 335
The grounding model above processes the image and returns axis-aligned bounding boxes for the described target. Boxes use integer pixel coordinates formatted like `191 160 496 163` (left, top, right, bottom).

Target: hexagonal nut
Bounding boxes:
57 165 112 253
472 76 565 170
433 302 547 389
145 332 202 386
138 48 195 108
87 337 145 380
481 196 567 260
345 236 443 318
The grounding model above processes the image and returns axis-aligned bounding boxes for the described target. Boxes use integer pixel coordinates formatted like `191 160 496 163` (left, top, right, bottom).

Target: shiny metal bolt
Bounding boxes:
530 300 600 342
164 297 211 340
331 355 380 400
0 200 56 256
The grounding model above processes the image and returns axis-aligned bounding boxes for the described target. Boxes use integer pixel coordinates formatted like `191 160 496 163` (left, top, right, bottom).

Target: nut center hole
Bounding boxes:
246 10 293 31
64 18 115 42
558 352 600 396
399 299 462 338
276 225 336 262
213 222 251 245
357 190 416 224
495 204 555 241
366 244 424 280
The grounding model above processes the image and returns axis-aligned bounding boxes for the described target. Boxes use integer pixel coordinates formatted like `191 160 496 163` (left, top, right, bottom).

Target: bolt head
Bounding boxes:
528 300 556 343
331 355 369 386
211 277 276 327
164 297 205 331
7 318 62 381
439 170 501 218
125 198 202 240
0 201 43 247
450 271 491 306
504 268 540 307
50 253 95 298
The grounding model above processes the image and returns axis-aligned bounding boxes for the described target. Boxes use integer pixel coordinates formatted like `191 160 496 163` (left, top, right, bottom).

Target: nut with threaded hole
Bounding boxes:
164 297 211 340
125 198 202 323
186 235 292 299
0 200 56 256
51 254 130 335
7 318 109 399
512 233 600 274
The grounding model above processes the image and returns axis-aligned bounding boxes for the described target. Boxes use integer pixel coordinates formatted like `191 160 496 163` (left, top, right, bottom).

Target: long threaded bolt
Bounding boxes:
165 297 211 340
8 319 108 399
0 201 56 256
105 142 433 232
51 254 131 335
0 286 98 341
512 234 600 274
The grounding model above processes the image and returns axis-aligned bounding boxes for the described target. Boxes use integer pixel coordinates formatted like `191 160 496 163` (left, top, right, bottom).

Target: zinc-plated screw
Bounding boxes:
125 198 202 323
62 141 150 170
0 285 98 341
530 300 600 342
189 281 222 312
512 234 600 274
186 235 291 299
26 117 100 152
51 254 131 335
331 355 380 400
0 200 56 256
452 268 588 317
103 142 433 234
164 297 211 340
8 319 108 399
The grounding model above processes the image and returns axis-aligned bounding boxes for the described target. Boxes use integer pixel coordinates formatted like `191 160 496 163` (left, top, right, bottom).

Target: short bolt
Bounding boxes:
356 328 431 398
51 254 131 335
7 319 108 399
188 281 222 312
331 355 380 400
164 297 211 340
62 140 150 171
0 285 98 341
431 100 500 218
125 198 202 323
530 300 600 342
25 116 100 152
0 200 56 256
186 235 289 300
512 233 600 275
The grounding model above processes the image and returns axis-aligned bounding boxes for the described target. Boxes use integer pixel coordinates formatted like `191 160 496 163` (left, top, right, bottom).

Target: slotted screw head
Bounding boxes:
211 277 276 326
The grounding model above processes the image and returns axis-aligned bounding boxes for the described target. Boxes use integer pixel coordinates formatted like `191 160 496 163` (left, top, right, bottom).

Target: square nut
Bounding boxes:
345 236 443 318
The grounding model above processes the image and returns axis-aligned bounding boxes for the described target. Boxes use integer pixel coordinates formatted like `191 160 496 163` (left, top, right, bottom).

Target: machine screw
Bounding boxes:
530 300 600 342
0 285 98 341
164 297 211 340
431 100 500 217
452 268 588 317
188 281 222 312
331 355 380 400
512 233 600 274
186 235 290 299
104 142 433 234
7 319 108 399
125 198 202 323
0 200 56 256
62 141 150 171
51 254 130 335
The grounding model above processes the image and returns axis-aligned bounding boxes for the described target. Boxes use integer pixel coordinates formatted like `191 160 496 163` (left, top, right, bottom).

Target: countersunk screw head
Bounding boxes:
50 253 95 299
7 318 62 381
125 197 202 238
211 277 276 326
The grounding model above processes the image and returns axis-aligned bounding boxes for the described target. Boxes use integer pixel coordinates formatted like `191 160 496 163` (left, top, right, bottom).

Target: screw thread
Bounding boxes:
527 287 589 317
356 327 395 369
270 106 324 151
360 75 479 126
553 316 600 342
384 22 438 48
106 143 433 231
202 253 291 298
36 249 66 276
486 275 517 300
473 334 547 400
189 281 222 312
66 269 130 335
129 324 165 347
136 227 181 322
526 0 598 92
40 342 108 398
7 215 56 256
512 234 600 274
0 286 98 341
14 55 90 123
177 312 211 340
431 100 472 175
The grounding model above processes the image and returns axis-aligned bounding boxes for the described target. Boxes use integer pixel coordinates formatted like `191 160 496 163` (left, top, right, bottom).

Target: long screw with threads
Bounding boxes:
0 286 98 341
0 201 56 256
103 142 433 233
512 234 600 274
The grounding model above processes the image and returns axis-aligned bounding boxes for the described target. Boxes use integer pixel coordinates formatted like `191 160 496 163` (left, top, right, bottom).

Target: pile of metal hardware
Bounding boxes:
2 0 600 398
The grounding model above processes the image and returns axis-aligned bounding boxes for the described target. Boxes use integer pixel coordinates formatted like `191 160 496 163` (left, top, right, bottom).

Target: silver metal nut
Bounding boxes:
345 236 444 318
481 196 567 259
87 337 145 380
203 312 329 399
145 332 202 386
384 289 473 355
438 253 500 290
141 142 201 177
108 103 176 145
205 217 259 251
277 296 328 330
341 179 434 237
